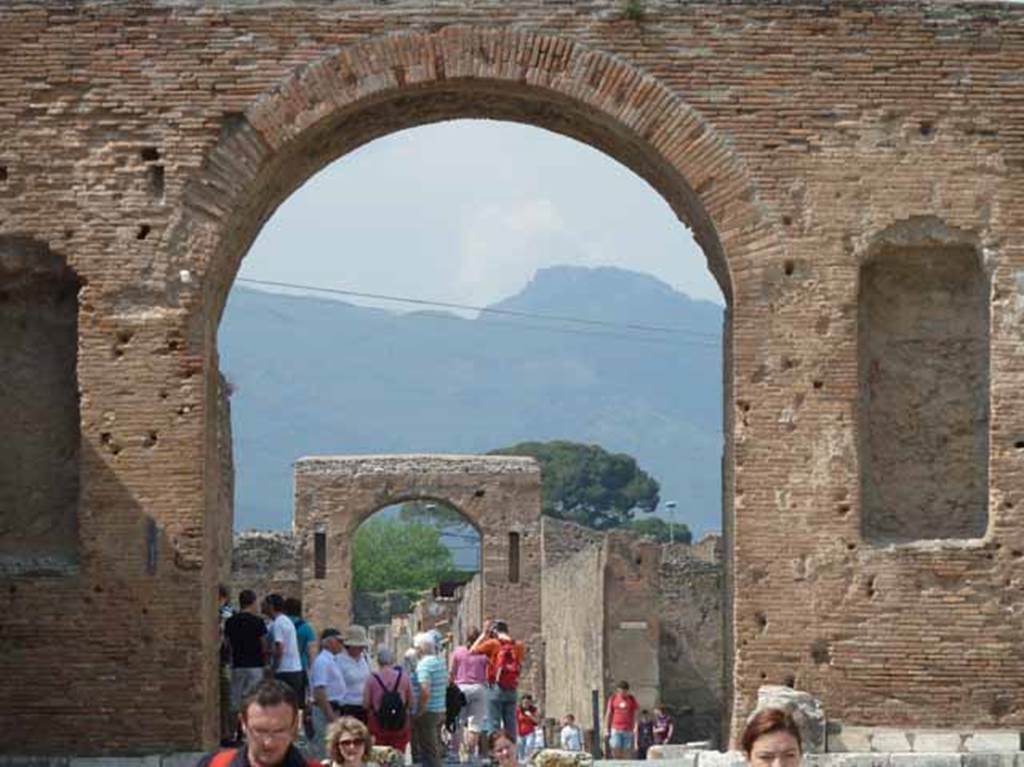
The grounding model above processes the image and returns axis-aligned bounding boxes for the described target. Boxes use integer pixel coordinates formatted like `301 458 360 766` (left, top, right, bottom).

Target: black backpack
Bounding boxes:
373 668 406 731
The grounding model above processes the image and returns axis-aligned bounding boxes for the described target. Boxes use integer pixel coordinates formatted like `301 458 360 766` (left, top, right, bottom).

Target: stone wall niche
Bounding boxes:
858 223 989 543
0 236 81 573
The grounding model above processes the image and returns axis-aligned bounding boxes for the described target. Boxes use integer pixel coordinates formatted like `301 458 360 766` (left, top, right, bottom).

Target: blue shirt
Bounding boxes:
416 654 447 713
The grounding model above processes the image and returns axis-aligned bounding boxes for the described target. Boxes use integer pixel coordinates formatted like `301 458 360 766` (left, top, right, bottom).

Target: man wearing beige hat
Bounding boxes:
334 625 371 721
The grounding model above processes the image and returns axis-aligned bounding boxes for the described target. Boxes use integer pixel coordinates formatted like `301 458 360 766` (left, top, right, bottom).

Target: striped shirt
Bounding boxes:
415 654 447 713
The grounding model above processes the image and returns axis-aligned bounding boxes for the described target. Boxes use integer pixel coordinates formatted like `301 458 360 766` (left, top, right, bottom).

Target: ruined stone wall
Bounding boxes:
454 573 483 645
542 521 605 734
1 1 1023 755
658 544 725 746
229 531 301 606
542 519 725 743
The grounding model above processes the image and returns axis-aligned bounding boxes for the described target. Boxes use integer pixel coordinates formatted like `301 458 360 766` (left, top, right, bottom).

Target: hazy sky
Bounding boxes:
237 119 724 313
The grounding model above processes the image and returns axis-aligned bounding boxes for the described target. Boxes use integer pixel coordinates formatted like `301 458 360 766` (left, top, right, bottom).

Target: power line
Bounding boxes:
236 277 721 346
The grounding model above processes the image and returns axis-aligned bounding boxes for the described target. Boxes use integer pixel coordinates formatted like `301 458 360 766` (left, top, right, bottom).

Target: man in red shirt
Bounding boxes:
604 680 639 759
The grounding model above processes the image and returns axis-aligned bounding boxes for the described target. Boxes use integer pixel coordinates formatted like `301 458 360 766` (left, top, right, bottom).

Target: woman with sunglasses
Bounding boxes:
324 717 372 767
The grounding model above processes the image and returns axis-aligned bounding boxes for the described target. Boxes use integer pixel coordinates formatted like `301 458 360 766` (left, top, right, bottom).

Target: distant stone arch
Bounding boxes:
294 454 542 688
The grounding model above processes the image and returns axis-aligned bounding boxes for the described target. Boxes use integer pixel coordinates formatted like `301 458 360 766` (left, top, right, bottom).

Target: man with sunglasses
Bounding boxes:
196 679 321 767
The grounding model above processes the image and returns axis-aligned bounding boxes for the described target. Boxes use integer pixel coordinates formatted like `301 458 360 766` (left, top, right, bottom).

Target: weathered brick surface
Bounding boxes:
294 455 543 696
1 0 1022 755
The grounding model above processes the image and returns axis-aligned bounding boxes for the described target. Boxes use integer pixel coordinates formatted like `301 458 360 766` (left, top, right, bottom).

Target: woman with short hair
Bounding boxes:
741 708 803 767
364 645 412 753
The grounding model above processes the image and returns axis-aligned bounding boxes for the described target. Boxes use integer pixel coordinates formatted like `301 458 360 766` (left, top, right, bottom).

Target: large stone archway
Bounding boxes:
1 2 1023 757
293 454 543 692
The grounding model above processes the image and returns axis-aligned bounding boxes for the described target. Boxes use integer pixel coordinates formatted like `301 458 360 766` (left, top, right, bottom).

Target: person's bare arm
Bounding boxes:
314 685 336 723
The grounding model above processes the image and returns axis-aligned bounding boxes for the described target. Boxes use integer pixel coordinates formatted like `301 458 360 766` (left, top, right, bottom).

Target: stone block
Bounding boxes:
807 754 892 767
911 732 964 753
890 755 962 767
69 759 161 767
0 759 70 767
756 686 826 753
645 750 699 767
871 731 913 753
649 745 702 760
962 753 1018 767
829 725 874 753
694 751 746 767
964 733 1022 753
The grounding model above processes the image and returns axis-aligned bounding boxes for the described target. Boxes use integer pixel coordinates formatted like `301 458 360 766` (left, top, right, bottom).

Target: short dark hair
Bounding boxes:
493 619 509 634
239 589 256 609
241 679 299 722
283 596 302 615
741 708 802 757
267 593 285 613
617 680 630 690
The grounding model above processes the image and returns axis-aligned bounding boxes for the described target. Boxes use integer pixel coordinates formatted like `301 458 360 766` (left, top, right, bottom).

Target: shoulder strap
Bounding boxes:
391 666 403 692
210 749 237 767
373 671 387 692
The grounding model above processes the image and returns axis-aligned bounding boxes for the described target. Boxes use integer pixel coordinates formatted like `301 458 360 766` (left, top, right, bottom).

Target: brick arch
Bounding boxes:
175 25 783 740
175 26 782 326
294 454 542 690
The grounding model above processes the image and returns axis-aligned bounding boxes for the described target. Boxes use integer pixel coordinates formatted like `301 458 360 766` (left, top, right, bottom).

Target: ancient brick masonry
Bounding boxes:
293 455 544 700
0 0 1023 756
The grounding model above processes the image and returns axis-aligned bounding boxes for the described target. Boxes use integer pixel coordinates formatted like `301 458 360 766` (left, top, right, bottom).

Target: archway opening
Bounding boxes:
351 500 482 652
219 115 729 748
201 35 759 746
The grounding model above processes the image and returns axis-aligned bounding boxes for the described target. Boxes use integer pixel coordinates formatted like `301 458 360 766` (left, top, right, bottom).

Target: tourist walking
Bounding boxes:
652 704 674 746
309 628 348 759
323 716 373 767
636 708 655 759
224 589 269 744
604 680 639 760
515 694 540 763
268 594 305 701
413 631 448 767
559 714 583 752
470 618 525 743
449 627 490 762
365 645 412 753
285 598 316 703
195 679 321 767
335 625 371 721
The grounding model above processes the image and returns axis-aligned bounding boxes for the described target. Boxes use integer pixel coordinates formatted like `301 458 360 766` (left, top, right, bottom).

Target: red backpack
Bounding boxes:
492 640 521 691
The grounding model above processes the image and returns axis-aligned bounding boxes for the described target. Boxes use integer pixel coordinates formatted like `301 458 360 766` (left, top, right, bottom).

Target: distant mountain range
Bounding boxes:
220 265 725 537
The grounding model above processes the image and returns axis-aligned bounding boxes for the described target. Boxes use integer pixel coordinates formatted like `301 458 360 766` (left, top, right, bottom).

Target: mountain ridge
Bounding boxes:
220 265 724 536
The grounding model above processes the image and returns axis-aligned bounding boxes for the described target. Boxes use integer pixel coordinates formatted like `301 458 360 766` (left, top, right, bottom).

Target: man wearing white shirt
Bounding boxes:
267 593 304 701
309 627 347 759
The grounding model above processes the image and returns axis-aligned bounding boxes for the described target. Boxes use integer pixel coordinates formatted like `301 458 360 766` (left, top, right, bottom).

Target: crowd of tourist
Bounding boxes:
213 587 699 767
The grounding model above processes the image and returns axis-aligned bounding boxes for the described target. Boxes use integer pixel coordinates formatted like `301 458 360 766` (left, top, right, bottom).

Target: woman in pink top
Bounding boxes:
449 628 491 759
363 645 413 752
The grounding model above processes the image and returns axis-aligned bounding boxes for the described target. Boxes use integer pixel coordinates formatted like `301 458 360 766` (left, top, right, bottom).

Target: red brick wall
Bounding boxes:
0 1 1022 755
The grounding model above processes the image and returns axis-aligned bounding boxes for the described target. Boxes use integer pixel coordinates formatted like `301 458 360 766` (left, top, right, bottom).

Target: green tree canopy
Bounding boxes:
488 440 660 530
352 517 456 593
626 515 692 544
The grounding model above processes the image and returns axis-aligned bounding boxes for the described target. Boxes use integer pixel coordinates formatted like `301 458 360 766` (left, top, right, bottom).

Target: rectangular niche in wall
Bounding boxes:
858 239 989 543
0 236 81 572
